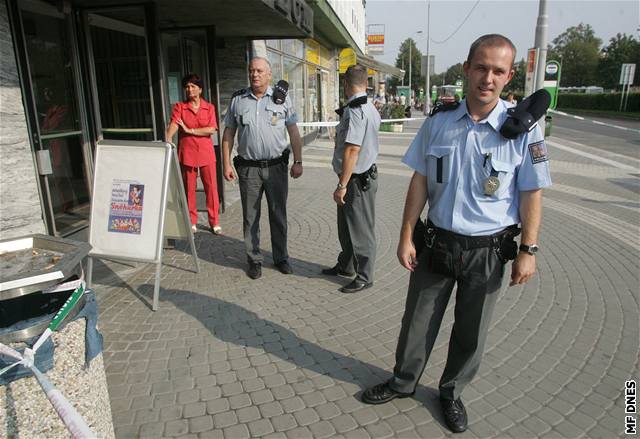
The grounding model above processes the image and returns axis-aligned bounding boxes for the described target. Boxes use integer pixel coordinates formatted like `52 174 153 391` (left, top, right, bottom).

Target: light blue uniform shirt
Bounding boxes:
332 92 381 175
402 99 552 236
223 86 298 160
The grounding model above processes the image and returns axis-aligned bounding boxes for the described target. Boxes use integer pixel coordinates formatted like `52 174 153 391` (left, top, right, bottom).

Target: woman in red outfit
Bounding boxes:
166 73 222 234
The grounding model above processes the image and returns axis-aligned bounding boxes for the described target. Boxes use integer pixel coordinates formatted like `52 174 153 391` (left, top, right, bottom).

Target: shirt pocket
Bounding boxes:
265 102 286 127
239 108 252 126
426 145 455 184
486 157 516 199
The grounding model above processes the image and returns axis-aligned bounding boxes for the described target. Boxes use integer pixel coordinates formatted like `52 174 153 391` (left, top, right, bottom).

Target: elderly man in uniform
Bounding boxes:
361 34 552 433
222 57 303 279
322 64 381 293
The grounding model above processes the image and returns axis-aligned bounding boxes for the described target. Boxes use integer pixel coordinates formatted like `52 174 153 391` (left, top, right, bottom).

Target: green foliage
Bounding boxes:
557 93 640 112
597 33 640 90
390 38 423 94
548 23 602 87
390 103 406 119
505 59 526 94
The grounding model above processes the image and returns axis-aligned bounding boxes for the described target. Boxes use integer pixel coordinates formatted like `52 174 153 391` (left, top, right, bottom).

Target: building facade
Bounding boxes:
0 0 398 240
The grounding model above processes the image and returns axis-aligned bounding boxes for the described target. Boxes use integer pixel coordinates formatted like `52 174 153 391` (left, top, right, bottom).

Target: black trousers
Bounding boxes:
389 242 505 401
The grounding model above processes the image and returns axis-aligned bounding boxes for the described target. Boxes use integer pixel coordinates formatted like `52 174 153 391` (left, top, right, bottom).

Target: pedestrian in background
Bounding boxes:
166 73 221 234
221 57 303 280
322 64 381 293
362 34 552 434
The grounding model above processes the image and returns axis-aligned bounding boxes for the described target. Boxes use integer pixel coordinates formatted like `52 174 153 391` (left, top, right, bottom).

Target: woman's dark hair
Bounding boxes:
182 73 203 89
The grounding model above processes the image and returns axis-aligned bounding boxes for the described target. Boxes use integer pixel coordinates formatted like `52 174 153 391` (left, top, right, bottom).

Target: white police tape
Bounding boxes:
549 109 640 133
0 272 95 439
296 116 426 128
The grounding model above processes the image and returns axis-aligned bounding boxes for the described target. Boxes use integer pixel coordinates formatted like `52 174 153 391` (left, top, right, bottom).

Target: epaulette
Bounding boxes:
430 101 460 117
231 88 247 98
347 95 368 108
335 95 368 117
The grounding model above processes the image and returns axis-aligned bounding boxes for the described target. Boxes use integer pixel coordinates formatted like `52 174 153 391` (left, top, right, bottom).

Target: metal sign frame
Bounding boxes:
86 140 199 310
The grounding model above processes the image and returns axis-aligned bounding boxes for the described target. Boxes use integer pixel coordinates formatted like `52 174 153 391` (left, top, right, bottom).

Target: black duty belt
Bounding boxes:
350 164 377 179
234 150 289 168
426 220 519 250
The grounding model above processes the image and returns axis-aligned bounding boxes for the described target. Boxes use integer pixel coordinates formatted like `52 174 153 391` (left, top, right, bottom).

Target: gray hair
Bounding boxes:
249 56 272 72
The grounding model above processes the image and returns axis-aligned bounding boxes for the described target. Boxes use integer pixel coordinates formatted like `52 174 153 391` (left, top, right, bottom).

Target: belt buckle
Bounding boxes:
259 159 270 168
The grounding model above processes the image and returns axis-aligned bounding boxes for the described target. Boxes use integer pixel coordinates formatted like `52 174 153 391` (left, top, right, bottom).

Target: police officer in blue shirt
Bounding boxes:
322 64 381 293
222 57 303 280
362 35 552 433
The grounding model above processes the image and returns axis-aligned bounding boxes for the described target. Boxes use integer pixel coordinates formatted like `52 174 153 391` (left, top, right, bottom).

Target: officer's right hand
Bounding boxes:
223 164 236 181
397 239 417 272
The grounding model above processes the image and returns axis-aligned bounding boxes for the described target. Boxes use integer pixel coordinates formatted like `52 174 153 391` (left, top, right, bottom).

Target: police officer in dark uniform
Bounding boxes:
222 57 303 279
322 64 381 293
361 35 552 433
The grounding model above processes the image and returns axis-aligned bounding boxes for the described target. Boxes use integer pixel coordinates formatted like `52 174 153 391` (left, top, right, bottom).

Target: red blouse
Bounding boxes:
171 99 218 167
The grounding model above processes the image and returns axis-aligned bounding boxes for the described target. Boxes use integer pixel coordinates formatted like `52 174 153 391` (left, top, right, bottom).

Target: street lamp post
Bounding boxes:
424 0 431 115
533 0 549 131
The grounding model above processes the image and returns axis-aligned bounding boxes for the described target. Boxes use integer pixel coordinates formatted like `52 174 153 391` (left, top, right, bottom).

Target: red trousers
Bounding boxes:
181 163 220 227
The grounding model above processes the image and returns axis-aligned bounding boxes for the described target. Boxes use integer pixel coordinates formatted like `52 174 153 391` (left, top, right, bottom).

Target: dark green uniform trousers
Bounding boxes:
336 177 377 284
237 161 288 265
389 243 505 401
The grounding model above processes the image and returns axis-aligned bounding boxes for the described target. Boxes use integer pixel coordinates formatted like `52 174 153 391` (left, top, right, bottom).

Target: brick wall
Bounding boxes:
0 2 46 239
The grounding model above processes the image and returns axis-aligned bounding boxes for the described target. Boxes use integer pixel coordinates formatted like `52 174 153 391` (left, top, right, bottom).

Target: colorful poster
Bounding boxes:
108 180 144 234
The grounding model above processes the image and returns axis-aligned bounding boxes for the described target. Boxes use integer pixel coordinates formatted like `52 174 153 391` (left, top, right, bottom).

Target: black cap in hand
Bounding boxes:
273 80 289 105
500 89 551 139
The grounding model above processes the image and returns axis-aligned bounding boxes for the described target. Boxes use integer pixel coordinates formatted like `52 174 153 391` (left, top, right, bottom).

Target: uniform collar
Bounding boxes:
457 98 505 131
345 91 367 105
249 86 272 99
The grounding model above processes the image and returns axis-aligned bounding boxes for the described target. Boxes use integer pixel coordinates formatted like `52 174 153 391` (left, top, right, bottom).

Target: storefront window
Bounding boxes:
283 57 304 122
267 51 283 83
306 64 319 123
266 39 281 50
282 39 304 59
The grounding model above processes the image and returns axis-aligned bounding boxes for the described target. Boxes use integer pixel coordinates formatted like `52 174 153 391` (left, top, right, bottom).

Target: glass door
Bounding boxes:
85 7 155 141
18 1 92 236
161 31 209 121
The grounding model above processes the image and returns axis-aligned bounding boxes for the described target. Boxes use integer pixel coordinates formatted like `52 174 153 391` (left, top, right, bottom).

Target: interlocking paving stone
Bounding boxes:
189 415 214 433
97 131 638 439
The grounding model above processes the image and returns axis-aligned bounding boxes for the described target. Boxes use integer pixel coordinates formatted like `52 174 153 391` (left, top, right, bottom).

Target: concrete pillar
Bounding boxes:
0 2 47 239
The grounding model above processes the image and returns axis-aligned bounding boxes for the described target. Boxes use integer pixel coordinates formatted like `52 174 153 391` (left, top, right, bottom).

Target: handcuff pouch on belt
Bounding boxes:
351 164 377 191
412 219 454 277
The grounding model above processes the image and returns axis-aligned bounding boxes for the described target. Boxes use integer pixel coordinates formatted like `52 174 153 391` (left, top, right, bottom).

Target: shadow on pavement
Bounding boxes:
173 234 348 287
137 284 446 428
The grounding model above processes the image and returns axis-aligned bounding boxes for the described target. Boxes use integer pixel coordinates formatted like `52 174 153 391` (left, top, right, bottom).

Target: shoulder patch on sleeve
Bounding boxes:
528 140 549 164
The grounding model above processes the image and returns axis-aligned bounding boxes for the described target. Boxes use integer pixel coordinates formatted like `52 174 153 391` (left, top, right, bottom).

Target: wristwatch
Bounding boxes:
336 182 346 190
294 160 303 165
519 244 539 255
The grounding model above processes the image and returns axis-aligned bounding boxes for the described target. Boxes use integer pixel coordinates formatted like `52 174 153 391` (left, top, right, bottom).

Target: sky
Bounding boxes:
365 0 640 73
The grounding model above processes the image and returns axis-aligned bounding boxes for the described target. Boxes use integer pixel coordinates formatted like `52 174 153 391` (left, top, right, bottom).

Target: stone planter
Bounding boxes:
390 123 404 133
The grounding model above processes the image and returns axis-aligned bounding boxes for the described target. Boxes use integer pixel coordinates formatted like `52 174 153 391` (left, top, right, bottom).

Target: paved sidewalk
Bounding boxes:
93 129 639 438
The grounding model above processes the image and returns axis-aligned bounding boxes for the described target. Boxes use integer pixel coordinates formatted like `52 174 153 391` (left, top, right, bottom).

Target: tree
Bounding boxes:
598 33 640 90
504 59 526 95
548 23 602 87
389 38 423 93
443 63 464 86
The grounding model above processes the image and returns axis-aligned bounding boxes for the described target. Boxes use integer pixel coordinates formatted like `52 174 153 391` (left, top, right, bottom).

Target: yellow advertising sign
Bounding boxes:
305 39 320 64
339 48 357 74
